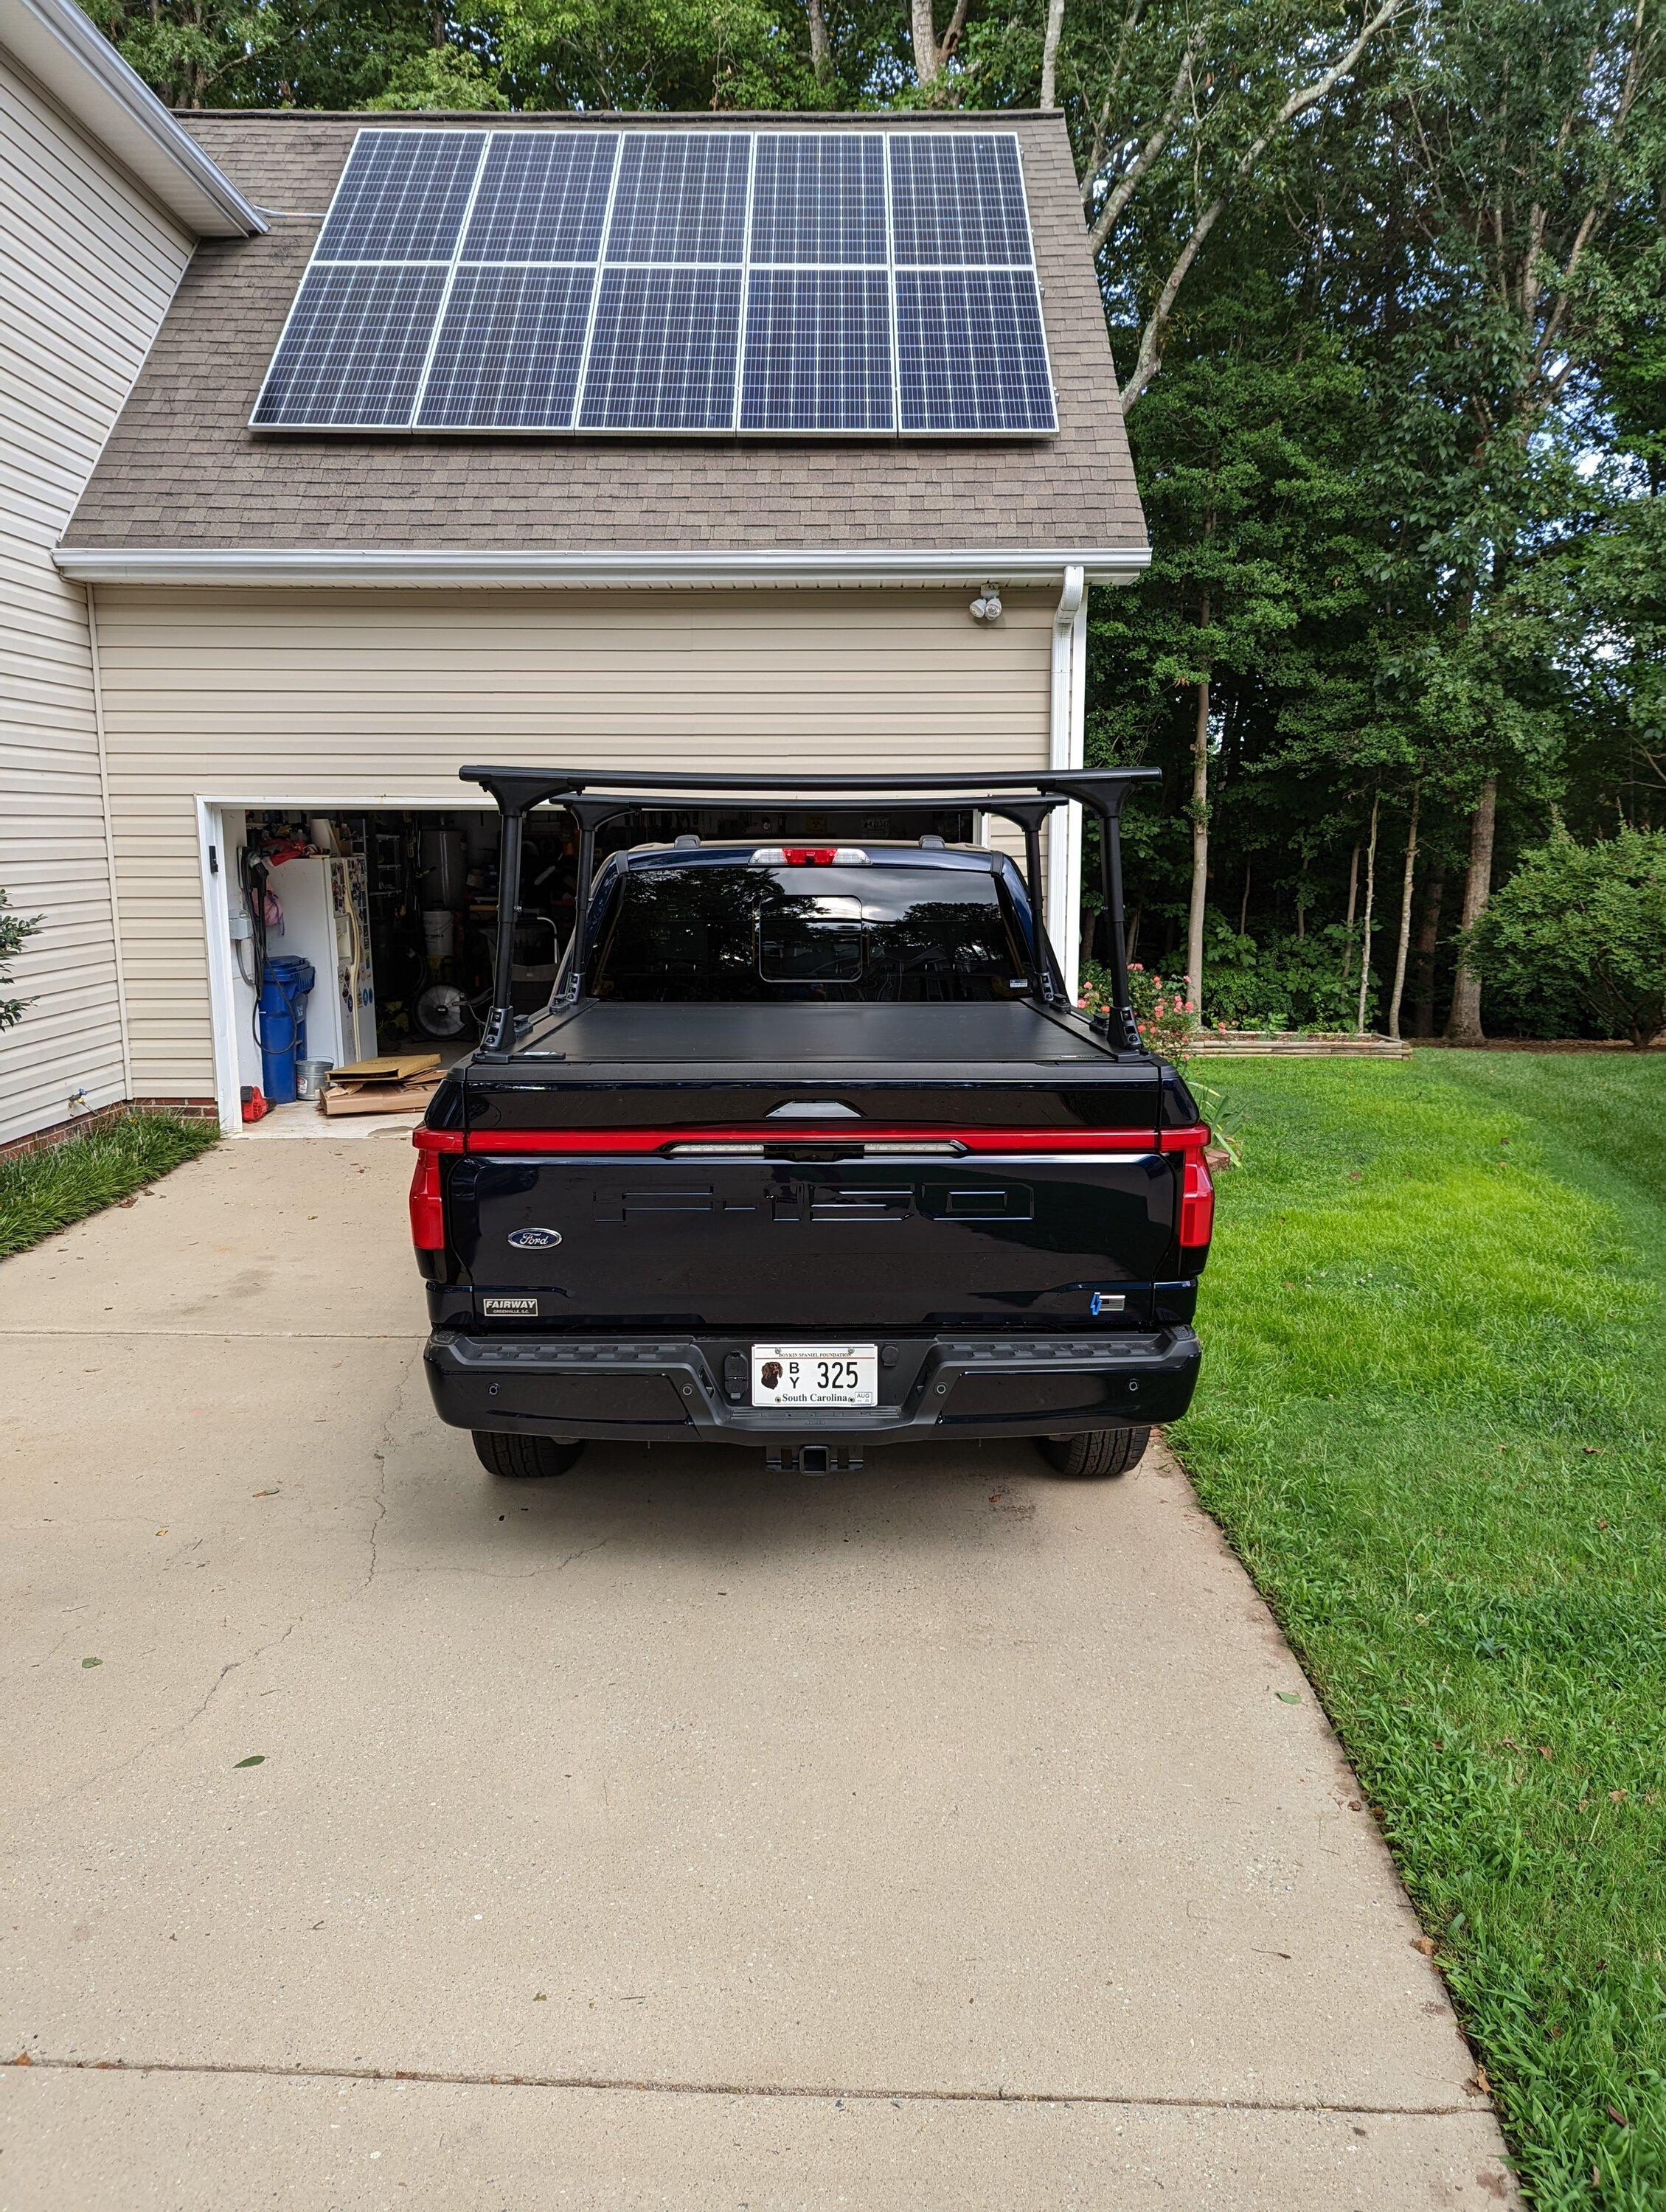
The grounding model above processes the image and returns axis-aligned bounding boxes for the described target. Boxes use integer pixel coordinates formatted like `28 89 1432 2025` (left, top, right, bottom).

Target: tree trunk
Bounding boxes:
1039 0 1065 105
1445 774 1498 1045
1238 855 1252 936
1386 781 1420 1042
912 0 941 80
808 0 831 80
1355 787 1380 1035
1412 869 1445 1037
1185 669 1210 1014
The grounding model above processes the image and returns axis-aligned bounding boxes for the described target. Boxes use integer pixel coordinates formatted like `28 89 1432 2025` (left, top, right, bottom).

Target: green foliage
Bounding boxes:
364 43 509 106
0 1113 218 1262
0 888 40 1034
478 0 818 110
1195 921 1368 1033
1176 1054 1666 2208
1471 828 1666 1048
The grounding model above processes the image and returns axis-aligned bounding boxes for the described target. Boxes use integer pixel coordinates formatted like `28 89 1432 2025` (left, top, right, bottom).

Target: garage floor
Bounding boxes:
0 1138 1516 2207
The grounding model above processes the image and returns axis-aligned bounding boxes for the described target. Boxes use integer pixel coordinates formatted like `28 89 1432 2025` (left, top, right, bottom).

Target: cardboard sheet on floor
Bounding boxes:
320 1074 441 1117
329 1051 440 1086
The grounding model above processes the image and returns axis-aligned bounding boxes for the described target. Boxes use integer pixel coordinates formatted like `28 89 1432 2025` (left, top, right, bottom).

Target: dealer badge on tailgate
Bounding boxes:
752 1345 878 1408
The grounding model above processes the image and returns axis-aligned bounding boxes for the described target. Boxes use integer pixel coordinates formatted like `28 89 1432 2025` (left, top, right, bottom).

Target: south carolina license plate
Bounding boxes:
751 1344 878 1408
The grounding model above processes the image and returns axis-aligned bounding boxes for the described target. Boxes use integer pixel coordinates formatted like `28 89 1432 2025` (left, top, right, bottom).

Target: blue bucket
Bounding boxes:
257 956 316 1104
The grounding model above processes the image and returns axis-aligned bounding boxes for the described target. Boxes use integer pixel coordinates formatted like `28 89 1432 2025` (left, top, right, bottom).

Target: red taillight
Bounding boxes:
783 846 837 865
1178 1144 1215 1256
409 1144 445 1251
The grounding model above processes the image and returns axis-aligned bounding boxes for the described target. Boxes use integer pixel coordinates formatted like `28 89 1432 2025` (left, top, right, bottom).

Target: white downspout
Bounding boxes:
86 583 133 1106
1047 564 1086 1001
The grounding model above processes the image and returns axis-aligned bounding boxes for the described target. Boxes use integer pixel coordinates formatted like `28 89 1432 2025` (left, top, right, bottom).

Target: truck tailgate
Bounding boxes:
448 1141 1177 1332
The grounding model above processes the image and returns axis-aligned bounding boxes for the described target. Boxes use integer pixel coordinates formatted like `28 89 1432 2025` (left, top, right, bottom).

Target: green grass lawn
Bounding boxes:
0 1110 218 1260
1174 1052 1666 2208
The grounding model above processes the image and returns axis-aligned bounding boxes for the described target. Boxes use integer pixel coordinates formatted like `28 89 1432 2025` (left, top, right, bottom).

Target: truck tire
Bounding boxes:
1037 1426 1150 1478
471 1431 584 1479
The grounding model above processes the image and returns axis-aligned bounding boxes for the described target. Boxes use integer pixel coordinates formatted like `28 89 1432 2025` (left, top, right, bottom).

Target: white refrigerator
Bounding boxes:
266 853 377 1069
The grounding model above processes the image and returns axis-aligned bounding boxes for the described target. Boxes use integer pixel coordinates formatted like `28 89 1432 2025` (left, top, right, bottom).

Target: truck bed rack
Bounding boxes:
459 763 1160 1057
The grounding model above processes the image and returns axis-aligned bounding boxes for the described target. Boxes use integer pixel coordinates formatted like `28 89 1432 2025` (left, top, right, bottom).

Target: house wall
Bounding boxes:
0 49 192 1144
87 585 1058 1109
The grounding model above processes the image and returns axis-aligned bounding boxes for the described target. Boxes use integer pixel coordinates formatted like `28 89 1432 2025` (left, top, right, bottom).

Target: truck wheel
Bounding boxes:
472 1431 584 1479
1037 1426 1150 1478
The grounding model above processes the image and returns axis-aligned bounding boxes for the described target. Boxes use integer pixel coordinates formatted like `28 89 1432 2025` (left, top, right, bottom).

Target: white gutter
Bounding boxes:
52 545 1151 588
1047 563 1088 1001
0 0 263 237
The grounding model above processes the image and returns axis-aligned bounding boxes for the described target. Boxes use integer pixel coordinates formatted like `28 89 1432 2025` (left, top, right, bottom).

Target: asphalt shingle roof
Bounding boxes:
61 111 1147 557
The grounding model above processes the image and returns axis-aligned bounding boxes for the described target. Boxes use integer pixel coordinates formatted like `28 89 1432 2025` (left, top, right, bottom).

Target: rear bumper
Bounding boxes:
423 1326 1201 1447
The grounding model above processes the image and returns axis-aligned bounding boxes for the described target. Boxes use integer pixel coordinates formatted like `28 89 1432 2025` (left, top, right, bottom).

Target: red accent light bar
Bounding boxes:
1157 1123 1210 1153
443 1124 1174 1156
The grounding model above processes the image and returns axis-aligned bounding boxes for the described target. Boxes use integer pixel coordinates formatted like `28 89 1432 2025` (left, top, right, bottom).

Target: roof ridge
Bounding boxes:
179 107 1064 124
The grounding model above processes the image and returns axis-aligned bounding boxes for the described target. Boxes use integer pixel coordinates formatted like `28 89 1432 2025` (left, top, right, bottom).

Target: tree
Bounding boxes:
1468 825 1666 1045
364 44 509 105
0 889 41 1034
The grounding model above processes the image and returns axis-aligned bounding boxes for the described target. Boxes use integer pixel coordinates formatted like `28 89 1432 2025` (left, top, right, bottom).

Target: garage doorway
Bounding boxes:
202 803 576 1135
198 798 985 1133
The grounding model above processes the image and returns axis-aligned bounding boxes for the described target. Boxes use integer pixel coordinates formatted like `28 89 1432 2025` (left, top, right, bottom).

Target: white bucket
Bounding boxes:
421 909 455 959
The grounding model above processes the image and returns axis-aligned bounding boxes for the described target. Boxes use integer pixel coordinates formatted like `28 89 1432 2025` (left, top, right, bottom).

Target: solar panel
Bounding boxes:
459 132 619 262
739 270 892 431
578 268 743 431
604 133 751 264
252 265 448 427
316 131 485 263
252 125 1059 435
416 265 596 428
749 133 887 265
888 134 1034 268
896 268 1055 432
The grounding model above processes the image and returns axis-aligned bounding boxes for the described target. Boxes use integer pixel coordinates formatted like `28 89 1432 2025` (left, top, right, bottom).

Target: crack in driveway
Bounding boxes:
8 2053 1497 2120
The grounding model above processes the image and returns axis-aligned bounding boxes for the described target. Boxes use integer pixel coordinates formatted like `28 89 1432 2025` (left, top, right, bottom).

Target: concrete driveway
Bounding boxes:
1 1137 1515 2208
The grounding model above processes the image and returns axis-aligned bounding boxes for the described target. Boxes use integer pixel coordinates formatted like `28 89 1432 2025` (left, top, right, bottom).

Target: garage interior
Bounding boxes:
222 801 979 1130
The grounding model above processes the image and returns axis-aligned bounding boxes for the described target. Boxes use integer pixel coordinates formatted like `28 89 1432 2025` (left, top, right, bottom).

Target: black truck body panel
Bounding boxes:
414 799 1208 1457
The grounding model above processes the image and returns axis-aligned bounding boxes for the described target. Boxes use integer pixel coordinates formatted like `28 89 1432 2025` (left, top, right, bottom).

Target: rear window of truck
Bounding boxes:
587 863 1031 1003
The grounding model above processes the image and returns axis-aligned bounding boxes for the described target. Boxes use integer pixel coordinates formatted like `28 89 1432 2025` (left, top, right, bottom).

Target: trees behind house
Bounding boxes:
99 0 1666 1040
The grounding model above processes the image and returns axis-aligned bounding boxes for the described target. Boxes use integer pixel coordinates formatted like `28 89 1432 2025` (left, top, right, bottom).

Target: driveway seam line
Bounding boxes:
0 1329 426 1339
10 2057 1491 2118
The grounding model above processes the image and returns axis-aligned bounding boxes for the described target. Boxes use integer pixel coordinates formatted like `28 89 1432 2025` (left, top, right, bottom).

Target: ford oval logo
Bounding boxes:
508 1227 563 1250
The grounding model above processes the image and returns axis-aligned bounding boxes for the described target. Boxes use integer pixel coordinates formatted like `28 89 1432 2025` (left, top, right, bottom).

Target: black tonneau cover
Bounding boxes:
513 1001 1121 1067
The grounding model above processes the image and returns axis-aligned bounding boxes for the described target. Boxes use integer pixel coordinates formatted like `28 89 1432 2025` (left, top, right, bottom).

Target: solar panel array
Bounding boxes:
252 127 1057 437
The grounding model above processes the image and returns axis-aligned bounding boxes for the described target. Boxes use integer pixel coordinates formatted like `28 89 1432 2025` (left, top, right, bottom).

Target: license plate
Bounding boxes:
751 1343 878 1408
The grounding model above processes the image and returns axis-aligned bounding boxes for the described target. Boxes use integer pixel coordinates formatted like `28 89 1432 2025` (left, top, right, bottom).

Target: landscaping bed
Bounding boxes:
1173 1052 1666 2208
0 1110 218 1261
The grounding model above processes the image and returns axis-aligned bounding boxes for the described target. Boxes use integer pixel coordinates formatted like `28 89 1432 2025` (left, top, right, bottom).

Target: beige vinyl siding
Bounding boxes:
0 50 192 1142
89 585 1055 1101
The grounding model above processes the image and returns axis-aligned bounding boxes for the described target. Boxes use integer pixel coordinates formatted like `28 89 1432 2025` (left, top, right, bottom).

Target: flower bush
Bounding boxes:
1080 957 1198 1060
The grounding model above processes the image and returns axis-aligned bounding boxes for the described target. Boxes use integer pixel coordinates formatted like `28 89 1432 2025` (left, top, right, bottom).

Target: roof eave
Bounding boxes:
0 0 263 236
53 546 1152 588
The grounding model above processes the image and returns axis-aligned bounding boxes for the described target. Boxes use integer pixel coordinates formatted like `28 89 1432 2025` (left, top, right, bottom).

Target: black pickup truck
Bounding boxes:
411 767 1212 1479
